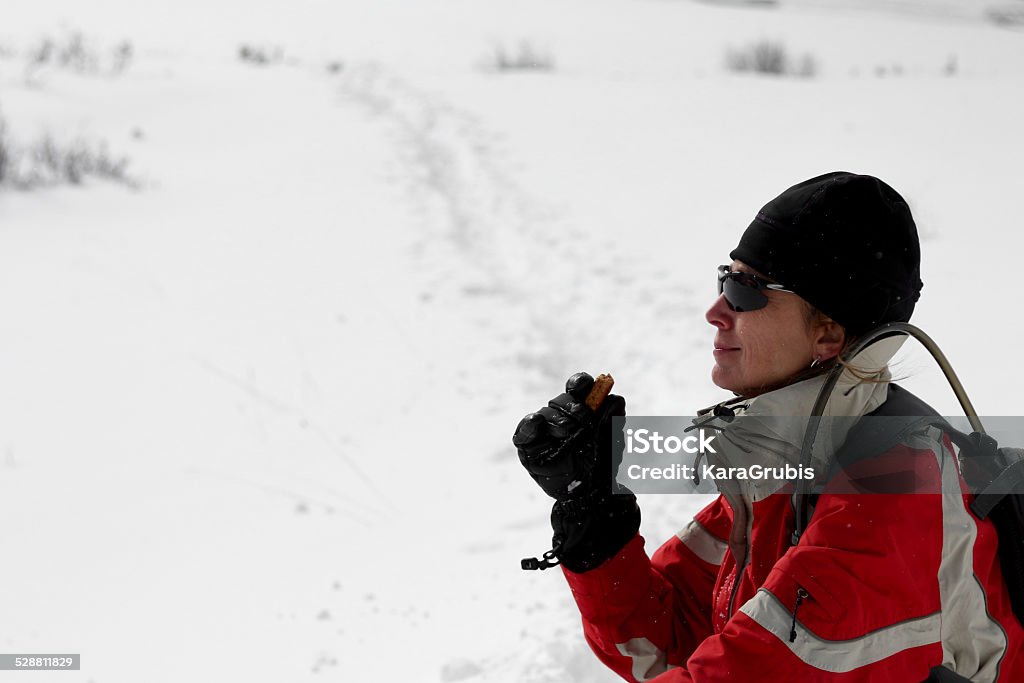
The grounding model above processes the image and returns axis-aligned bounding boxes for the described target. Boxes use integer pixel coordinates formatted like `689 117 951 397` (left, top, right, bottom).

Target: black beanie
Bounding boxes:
729 171 924 337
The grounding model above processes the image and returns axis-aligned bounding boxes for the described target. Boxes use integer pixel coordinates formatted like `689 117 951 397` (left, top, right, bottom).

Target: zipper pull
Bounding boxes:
789 588 809 642
521 545 561 571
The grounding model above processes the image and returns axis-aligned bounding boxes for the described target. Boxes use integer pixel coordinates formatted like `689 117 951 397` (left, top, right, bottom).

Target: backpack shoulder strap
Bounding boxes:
829 384 949 474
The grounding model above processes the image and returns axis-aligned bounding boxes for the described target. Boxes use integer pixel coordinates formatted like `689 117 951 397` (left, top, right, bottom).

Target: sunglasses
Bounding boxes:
717 265 795 312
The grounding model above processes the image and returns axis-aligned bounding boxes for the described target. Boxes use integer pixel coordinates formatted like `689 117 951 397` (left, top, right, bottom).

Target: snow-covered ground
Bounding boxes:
0 1 1022 681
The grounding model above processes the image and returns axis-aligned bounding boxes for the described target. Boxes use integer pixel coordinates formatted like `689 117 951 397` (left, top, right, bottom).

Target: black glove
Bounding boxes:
513 371 626 501
549 489 640 572
514 372 639 573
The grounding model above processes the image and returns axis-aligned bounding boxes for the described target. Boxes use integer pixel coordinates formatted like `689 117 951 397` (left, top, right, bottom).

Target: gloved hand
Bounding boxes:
514 372 639 573
548 488 640 572
513 371 626 501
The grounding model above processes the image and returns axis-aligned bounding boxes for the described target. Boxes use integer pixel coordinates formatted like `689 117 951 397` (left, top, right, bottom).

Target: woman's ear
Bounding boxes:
813 319 846 362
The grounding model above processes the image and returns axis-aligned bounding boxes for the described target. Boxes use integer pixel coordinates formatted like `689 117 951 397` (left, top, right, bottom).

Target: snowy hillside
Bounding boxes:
1 0 1023 681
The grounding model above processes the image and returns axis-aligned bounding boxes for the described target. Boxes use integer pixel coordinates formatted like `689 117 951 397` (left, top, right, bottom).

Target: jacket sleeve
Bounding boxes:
561 496 732 682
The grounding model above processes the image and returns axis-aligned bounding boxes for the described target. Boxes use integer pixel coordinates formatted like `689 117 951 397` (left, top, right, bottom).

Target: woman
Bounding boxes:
513 172 1023 682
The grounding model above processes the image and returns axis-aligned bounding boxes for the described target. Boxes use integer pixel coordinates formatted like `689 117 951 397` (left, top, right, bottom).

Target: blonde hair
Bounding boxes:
803 302 894 385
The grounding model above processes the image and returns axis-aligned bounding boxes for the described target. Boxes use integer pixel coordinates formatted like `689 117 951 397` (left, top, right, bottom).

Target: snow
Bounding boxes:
0 0 1022 681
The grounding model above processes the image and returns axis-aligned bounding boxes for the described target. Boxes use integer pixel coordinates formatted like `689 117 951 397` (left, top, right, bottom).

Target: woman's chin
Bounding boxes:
711 366 740 393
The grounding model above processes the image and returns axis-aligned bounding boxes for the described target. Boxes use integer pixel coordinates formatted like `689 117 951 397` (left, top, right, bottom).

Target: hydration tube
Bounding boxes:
791 322 986 544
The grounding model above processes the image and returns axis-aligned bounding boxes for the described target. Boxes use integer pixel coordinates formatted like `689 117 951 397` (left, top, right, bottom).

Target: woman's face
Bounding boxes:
705 260 842 397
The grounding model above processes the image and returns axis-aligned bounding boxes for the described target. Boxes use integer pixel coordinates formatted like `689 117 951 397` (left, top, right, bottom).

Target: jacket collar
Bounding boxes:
696 336 905 503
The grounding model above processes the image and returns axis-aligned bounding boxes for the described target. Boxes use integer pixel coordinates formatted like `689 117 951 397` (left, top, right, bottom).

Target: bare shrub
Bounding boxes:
0 119 10 184
23 31 133 79
796 53 817 78
0 116 137 190
238 43 284 66
110 41 133 74
726 40 816 78
485 40 555 72
987 6 1024 27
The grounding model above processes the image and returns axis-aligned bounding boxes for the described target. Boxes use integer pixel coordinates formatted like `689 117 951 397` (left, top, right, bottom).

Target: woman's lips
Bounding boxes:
713 346 739 357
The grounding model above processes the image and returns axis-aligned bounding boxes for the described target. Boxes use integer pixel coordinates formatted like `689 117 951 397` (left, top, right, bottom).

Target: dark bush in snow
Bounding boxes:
0 117 137 190
485 40 555 72
23 31 133 79
987 6 1024 27
238 43 285 66
726 40 816 78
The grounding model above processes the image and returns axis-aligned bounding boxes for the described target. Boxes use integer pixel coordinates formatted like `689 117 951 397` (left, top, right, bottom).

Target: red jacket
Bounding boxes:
563 423 1024 681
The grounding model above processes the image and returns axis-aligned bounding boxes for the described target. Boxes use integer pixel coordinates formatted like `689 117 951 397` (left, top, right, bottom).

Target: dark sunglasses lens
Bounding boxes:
721 274 769 312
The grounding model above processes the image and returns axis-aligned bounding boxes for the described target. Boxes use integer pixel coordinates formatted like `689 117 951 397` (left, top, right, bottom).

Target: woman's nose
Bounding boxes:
705 294 734 329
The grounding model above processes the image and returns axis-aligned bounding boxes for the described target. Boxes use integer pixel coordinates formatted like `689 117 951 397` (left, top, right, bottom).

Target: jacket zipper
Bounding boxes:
789 587 809 642
723 493 750 620
725 555 749 618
